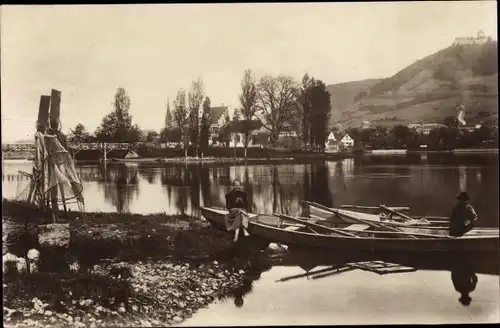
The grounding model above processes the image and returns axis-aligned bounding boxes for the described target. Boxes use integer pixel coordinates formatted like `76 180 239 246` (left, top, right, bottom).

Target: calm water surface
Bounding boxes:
2 155 499 324
180 266 499 325
2 155 499 226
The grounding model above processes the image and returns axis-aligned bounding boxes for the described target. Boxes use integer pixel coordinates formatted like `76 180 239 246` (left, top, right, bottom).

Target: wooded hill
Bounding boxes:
327 41 498 128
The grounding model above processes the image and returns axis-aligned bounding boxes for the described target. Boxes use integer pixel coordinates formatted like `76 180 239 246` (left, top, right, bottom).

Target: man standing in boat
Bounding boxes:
225 179 250 242
449 192 478 237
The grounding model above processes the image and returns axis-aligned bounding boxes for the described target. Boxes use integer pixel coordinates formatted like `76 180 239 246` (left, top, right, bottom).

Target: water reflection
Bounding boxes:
180 250 499 325
226 249 497 309
2 156 499 226
102 164 140 214
451 264 478 307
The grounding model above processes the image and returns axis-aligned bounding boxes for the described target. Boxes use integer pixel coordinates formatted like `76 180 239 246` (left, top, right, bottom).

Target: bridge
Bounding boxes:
1 142 131 152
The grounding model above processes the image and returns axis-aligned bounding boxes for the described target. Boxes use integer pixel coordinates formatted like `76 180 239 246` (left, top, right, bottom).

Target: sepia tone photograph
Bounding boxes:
1 2 498 326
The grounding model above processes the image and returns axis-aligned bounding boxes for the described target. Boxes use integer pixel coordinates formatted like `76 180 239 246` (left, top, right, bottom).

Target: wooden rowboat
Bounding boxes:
305 201 448 228
200 207 499 253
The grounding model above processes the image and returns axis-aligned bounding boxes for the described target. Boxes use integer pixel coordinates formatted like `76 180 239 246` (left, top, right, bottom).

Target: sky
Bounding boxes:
1 2 497 142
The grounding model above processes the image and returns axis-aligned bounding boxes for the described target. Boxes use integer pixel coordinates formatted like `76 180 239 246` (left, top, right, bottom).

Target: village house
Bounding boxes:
208 106 229 145
340 133 354 148
325 131 354 152
407 123 446 135
278 122 299 139
459 124 482 132
325 131 340 152
361 121 371 129
227 119 265 148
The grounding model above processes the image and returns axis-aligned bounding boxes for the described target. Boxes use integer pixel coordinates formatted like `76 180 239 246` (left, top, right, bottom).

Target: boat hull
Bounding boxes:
200 207 499 253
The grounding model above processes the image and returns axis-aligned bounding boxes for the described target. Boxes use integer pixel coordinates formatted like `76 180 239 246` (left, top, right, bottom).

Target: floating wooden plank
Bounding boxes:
348 261 417 275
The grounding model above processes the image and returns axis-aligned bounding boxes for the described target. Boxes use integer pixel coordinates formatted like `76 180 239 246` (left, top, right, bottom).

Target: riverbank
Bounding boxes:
2 200 274 327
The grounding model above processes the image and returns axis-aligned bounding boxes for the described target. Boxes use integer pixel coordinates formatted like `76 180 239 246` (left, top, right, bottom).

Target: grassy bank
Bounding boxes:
2 199 273 327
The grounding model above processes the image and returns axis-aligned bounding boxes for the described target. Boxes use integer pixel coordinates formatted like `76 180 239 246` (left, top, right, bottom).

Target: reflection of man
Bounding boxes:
449 192 478 237
225 179 250 242
451 267 478 306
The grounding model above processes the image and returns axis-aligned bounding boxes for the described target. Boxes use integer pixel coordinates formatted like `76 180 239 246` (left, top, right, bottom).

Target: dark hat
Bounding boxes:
456 192 470 201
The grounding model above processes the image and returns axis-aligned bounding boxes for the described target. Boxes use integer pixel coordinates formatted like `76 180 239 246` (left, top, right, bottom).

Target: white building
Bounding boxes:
340 134 354 148
208 106 229 145
453 30 490 46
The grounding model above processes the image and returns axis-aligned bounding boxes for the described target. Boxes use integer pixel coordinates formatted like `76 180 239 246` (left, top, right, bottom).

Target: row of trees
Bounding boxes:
77 70 333 158
345 122 498 151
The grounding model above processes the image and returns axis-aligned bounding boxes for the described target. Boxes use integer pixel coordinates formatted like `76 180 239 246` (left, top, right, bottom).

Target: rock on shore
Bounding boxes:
2 206 268 328
3 258 250 327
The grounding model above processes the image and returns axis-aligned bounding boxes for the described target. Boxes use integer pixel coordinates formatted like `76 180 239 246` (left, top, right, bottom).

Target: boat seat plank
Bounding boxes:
344 224 371 231
284 226 302 232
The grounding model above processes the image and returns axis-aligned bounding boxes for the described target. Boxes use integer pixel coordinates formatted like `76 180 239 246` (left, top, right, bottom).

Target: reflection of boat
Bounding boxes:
275 249 499 276
200 207 499 253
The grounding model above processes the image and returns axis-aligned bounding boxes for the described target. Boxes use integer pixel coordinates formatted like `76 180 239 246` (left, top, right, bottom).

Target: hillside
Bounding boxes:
328 41 498 128
326 78 382 123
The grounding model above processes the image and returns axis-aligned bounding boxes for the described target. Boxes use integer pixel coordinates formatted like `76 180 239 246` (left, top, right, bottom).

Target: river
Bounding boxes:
2 154 499 324
2 154 499 226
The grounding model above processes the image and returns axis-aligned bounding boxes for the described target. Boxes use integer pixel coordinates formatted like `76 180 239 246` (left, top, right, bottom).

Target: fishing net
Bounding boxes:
12 132 86 218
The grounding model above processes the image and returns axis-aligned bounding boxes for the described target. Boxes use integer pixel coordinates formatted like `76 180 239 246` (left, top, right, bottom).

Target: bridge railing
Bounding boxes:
2 142 131 152
67 143 130 151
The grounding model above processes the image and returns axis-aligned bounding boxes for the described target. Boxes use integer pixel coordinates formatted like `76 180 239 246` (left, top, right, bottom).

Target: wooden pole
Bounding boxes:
47 154 59 223
103 143 107 163
59 184 68 219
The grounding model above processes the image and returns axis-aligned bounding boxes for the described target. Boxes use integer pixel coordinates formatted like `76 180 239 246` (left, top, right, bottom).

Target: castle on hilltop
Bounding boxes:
452 30 491 46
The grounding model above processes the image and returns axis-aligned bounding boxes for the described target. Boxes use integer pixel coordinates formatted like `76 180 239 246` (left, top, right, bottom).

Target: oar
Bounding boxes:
275 265 345 282
274 213 360 238
379 204 417 222
311 266 357 280
282 213 455 239
341 204 410 212
306 202 419 239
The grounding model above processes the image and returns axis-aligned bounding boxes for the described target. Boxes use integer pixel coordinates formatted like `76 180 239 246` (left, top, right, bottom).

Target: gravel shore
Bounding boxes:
2 201 273 327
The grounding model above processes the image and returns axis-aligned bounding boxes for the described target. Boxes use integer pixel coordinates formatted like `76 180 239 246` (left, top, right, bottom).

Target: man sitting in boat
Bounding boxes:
449 192 478 237
225 179 250 242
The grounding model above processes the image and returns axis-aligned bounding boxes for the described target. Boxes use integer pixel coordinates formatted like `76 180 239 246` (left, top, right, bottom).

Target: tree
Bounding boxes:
165 99 173 129
239 69 259 158
144 130 159 143
256 75 300 146
188 78 204 155
309 79 331 150
297 75 331 150
297 73 314 146
444 115 460 129
172 89 189 156
95 87 139 142
391 125 411 148
68 123 90 144
200 97 212 155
